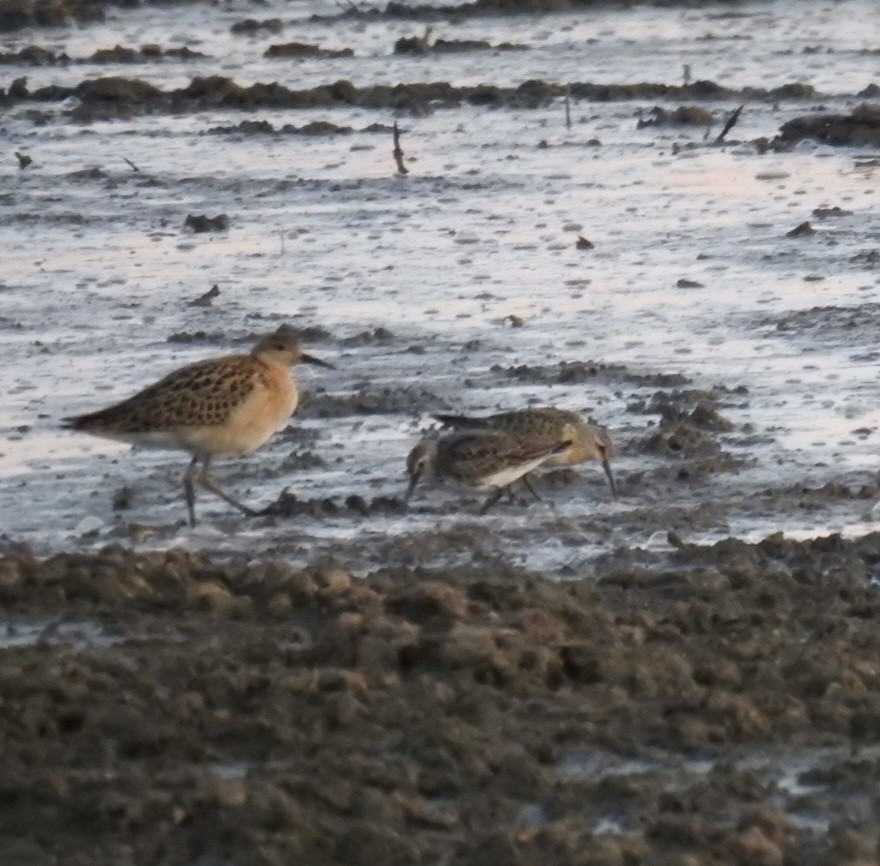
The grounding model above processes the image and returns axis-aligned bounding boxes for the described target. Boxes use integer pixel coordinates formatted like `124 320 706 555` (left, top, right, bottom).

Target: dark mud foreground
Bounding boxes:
2 535 880 865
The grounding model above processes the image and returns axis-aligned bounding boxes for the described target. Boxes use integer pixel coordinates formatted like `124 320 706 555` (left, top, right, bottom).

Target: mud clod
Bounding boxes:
0 45 68 64
813 206 853 218
264 41 354 59
261 489 407 517
787 221 816 237
231 17 283 35
209 119 389 136
0 0 104 32
642 421 720 456
637 104 713 127
89 44 206 63
184 213 229 232
395 34 525 54
779 102 880 147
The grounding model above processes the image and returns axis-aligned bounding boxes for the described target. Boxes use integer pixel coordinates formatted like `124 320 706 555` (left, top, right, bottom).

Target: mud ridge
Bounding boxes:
3 76 822 122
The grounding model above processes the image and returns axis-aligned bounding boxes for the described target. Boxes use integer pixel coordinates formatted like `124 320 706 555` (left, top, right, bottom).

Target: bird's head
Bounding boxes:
405 439 437 501
251 325 333 370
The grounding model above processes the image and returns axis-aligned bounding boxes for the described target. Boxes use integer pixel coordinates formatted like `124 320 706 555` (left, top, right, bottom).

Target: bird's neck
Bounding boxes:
252 353 292 373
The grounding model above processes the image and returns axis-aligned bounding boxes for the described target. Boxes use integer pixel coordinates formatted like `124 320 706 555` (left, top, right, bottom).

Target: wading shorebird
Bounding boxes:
405 429 572 515
64 325 332 525
433 407 616 498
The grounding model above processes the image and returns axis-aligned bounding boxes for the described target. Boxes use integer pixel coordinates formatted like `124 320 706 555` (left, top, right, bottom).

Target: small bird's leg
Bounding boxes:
197 457 258 518
479 487 505 516
183 454 199 526
521 474 542 502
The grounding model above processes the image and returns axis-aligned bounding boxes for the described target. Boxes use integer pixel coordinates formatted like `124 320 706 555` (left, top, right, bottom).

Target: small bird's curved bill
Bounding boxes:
602 459 617 498
404 473 420 502
301 353 334 369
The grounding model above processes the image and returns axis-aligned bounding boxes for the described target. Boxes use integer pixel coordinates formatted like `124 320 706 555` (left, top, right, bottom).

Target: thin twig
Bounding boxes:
393 121 408 175
189 284 220 307
715 103 745 144
418 25 433 52
122 156 141 172
564 85 571 130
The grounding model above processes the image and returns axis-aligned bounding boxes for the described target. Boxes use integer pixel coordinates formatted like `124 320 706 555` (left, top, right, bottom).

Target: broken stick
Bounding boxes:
393 121 408 175
715 104 745 145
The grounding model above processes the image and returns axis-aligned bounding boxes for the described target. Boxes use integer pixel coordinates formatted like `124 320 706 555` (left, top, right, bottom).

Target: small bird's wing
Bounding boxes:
443 432 569 483
64 356 260 432
434 410 554 436
436 408 580 440
512 436 573 463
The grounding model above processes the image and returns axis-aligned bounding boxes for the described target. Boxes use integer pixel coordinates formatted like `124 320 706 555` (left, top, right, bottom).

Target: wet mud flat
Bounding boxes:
3 0 880 862
2 0 880 558
3 533 880 864
6 0 880 550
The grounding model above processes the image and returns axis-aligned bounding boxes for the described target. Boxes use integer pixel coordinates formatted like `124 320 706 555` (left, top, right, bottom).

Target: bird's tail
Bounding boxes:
62 409 116 431
433 413 487 429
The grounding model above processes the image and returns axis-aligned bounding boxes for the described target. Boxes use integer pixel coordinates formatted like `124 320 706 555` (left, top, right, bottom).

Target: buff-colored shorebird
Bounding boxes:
64 325 332 525
405 429 571 514
433 407 616 497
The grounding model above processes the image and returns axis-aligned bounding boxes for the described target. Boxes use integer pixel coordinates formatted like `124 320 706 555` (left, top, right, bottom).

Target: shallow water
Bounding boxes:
1 0 879 570
0 617 122 649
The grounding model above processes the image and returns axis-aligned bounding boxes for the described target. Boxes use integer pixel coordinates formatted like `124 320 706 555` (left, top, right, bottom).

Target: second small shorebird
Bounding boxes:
405 430 571 514
433 407 616 497
64 325 332 525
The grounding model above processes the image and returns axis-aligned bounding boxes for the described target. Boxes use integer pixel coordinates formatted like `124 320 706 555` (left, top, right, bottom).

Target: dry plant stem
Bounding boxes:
564 87 571 130
715 104 745 144
393 121 408 175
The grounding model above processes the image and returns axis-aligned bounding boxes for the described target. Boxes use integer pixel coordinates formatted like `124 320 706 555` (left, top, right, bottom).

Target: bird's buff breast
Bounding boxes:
543 423 582 467
177 367 297 456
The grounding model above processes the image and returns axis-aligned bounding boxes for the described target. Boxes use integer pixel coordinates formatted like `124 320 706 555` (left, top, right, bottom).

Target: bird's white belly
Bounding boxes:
470 456 549 491
92 429 186 451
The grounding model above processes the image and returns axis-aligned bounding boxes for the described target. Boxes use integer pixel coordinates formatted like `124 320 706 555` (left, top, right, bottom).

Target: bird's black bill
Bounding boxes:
404 472 420 502
301 353 334 369
602 458 617 498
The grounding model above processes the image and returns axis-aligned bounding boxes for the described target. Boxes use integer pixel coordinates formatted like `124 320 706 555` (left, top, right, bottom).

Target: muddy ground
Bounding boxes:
3 0 880 861
3 534 880 864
